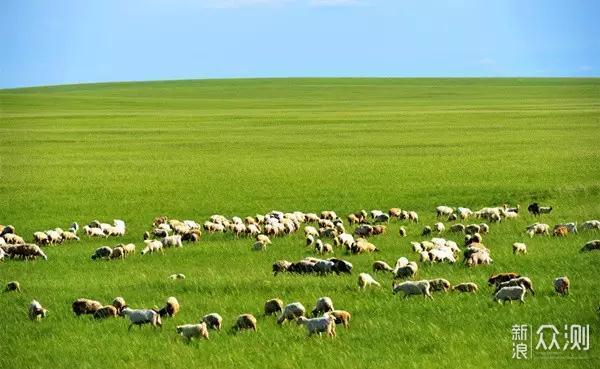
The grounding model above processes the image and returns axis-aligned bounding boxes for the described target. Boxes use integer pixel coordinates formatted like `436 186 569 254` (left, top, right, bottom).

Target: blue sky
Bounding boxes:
1 0 598 88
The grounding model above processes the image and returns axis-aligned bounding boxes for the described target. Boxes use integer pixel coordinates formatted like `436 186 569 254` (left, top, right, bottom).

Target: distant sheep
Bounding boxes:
393 280 432 298
393 261 418 280
162 235 182 248
168 273 186 280
329 310 351 329
512 243 527 255
429 278 451 292
121 308 162 330
488 273 520 286
297 315 336 337
233 314 257 332
157 296 180 318
28 300 48 321
372 260 394 273
177 323 209 341
93 305 118 320
553 276 570 296
495 277 535 296
312 297 334 317
358 273 381 290
581 220 600 230
264 298 284 316
112 297 127 313
398 227 407 237
10 244 48 260
494 286 526 304
91 246 112 260
452 282 478 293
72 298 103 316
581 240 600 252
5 281 21 292
202 313 223 331
277 302 306 324
141 240 163 255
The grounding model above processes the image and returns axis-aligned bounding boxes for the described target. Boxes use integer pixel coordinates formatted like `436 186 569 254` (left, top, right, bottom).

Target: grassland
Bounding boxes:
0 78 599 369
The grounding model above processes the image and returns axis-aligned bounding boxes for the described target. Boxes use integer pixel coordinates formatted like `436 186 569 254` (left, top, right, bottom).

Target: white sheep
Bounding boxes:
581 220 600 230
393 280 433 298
436 206 454 217
311 297 334 316
512 243 527 255
297 315 336 337
162 235 182 248
141 240 163 255
433 222 445 234
121 308 162 330
176 323 209 341
494 286 526 304
83 226 106 237
277 302 306 324
28 300 48 321
358 273 381 289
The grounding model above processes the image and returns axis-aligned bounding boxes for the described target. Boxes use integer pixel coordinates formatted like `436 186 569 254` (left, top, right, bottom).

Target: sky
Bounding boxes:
1 0 599 88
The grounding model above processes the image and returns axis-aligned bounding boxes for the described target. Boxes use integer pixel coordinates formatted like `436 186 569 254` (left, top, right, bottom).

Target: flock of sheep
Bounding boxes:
2 203 600 341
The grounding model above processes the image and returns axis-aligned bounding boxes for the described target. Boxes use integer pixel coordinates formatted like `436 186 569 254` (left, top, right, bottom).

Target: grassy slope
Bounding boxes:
0 78 599 369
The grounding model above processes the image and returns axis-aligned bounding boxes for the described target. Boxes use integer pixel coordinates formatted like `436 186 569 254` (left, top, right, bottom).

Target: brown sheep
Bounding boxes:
488 273 520 286
233 314 257 332
372 260 394 273
429 278 451 292
110 246 125 259
328 310 351 329
93 305 118 320
372 225 387 235
554 276 570 296
72 298 103 316
452 282 478 293
157 296 180 318
553 226 568 237
264 298 284 316
112 297 127 313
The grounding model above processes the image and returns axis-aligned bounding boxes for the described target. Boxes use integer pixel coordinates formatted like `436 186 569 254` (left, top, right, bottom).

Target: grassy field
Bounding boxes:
0 78 599 369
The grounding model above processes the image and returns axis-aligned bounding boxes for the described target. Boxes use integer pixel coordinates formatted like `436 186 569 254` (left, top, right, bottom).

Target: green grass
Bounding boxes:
0 78 599 369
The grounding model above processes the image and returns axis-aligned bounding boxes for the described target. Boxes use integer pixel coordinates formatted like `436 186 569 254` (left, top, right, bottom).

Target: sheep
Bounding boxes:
112 297 127 313
305 234 315 246
0 225 15 236
304 226 319 238
141 240 163 255
256 234 271 245
157 296 180 318
329 310 351 329
465 233 482 245
297 315 336 337
370 210 384 219
110 246 126 260
202 313 223 331
168 273 186 280
371 225 387 235
526 223 550 237
351 238 378 254
264 298 284 316
395 257 409 268
465 249 492 267
33 231 49 245
581 240 600 252
429 248 457 264
4 234 25 245
421 226 432 236
553 225 568 237
581 220 600 230
233 314 257 332
429 278 451 292
465 224 480 235
374 213 390 223
314 239 333 254
554 276 570 296
334 233 355 250
277 302 306 324
558 222 578 234
372 260 394 273
354 224 373 237
329 258 353 274
91 246 112 260
393 261 418 280
312 297 334 317
358 273 381 289
120 243 136 255
398 226 407 237
176 323 209 341
436 206 454 218
488 273 521 286
512 242 527 255
407 211 419 223
479 223 490 234
393 280 432 298
452 282 478 293
5 281 21 292
72 298 103 316
272 260 292 275
162 235 182 248
83 226 106 237
121 308 162 330
494 286 526 304
10 244 48 260
450 224 465 233
389 208 402 219
94 305 118 320
253 240 267 251
313 260 335 275
60 231 80 241
28 300 48 321
495 277 535 296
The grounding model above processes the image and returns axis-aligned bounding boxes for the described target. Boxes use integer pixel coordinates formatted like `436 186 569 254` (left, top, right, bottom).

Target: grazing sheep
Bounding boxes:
120 243 136 255
465 249 492 267
162 235 183 248
84 226 106 237
553 225 569 237
314 239 333 254
112 297 127 313
28 300 48 321
61 231 80 241
5 281 21 292
374 213 390 223
202 313 223 331
4 234 25 245
372 260 394 273
452 282 478 293
110 246 125 260
512 242 527 255
421 226 432 236
233 314 257 332
450 224 465 233
398 226 407 237
141 240 163 255
429 278 451 292
433 222 445 234
389 208 402 219
393 261 418 280
495 277 535 296
494 286 526 304
277 302 306 324
557 222 578 234
91 246 112 260
553 276 570 296
33 231 49 245
407 211 419 223
465 224 481 235
429 247 457 264
10 244 48 260
351 238 378 254
581 220 600 231
312 297 334 317
264 298 284 316
256 234 271 245
93 305 118 320
297 315 336 337
253 240 267 251
330 258 353 274
488 273 521 286
177 323 209 341
395 257 409 268
354 224 373 237
272 260 292 275
72 298 103 316
372 225 387 235
0 225 15 236
121 308 162 330
168 273 186 280
157 297 180 318
526 223 550 237
419 251 431 263
329 310 351 329
436 206 454 218
358 273 381 290
580 240 600 252
393 280 432 299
